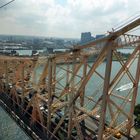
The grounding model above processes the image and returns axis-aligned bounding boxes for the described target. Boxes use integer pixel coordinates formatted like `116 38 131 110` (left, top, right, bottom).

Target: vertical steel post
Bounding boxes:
47 57 53 136
21 61 25 105
4 61 8 91
127 48 140 135
80 56 87 107
68 53 76 140
52 59 56 99
65 60 69 113
97 47 113 140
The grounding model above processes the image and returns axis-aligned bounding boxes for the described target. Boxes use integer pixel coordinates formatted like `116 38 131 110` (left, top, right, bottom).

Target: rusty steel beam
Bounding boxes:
97 46 113 140
1 17 140 140
127 48 140 135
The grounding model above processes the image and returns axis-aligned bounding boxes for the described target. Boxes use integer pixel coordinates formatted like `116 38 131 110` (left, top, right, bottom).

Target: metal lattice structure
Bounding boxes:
0 18 140 140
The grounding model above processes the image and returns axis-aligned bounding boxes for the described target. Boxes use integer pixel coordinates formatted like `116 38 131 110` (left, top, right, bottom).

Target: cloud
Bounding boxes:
0 0 140 38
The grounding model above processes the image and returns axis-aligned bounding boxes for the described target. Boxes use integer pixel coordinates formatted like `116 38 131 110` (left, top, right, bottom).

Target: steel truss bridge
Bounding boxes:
0 18 140 140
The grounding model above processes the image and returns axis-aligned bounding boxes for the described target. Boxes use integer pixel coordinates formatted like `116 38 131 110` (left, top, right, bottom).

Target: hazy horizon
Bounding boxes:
0 0 140 38
0 33 80 40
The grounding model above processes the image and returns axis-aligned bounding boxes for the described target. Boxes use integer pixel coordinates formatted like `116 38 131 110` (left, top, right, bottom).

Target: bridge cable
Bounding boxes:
127 26 140 34
113 11 140 27
0 0 16 9
113 13 140 31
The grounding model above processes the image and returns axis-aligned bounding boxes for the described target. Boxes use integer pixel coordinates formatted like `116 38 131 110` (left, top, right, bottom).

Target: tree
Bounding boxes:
134 104 140 116
134 104 140 128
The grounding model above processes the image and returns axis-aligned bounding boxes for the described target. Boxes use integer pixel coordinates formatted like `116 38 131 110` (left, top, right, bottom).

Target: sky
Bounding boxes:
0 0 140 38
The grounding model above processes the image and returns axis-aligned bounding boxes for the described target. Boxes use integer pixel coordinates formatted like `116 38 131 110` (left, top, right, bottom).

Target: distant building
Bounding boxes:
53 49 70 53
8 36 13 42
44 48 54 55
80 32 94 44
80 32 106 45
95 34 105 40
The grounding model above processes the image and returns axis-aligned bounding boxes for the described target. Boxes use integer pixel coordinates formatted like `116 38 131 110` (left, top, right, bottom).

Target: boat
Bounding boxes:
116 82 140 91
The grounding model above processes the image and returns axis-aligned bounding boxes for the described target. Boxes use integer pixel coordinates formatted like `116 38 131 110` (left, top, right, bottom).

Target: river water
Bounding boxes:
0 48 140 140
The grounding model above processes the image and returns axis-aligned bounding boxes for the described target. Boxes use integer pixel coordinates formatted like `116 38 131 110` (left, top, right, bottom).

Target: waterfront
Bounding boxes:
19 48 134 55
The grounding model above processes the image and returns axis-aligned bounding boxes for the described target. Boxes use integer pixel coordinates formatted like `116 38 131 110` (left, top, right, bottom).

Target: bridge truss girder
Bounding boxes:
0 18 140 140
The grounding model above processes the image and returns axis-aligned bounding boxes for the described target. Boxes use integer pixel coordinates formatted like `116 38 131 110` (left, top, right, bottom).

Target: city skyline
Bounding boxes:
0 0 140 38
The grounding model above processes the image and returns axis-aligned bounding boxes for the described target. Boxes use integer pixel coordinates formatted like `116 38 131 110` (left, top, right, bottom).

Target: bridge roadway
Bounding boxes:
0 92 57 140
0 91 133 140
0 91 91 140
